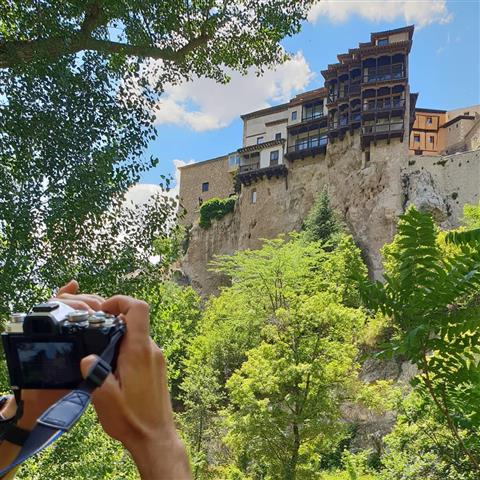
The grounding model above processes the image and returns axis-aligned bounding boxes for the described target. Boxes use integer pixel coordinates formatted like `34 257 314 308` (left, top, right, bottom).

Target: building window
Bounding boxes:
377 38 389 46
202 182 209 192
270 150 279 166
429 136 435 144
303 101 323 121
414 134 420 143
291 111 297 121
364 150 370 164
426 117 433 125
251 189 257 204
257 136 264 144
228 154 240 169
275 132 282 140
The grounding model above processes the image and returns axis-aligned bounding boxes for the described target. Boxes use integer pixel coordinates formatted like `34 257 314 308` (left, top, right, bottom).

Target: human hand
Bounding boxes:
80 295 191 480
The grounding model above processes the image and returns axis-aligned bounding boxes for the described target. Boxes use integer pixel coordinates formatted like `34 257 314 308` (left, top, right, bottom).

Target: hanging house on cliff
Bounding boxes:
178 25 480 231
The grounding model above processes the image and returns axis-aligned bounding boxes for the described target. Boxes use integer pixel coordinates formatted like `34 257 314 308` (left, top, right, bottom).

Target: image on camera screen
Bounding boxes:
17 342 79 386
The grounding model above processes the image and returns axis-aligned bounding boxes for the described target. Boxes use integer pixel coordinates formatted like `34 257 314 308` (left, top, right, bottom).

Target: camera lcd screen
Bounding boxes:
17 341 80 387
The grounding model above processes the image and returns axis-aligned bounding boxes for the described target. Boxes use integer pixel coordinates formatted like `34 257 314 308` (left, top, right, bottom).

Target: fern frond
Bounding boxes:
445 228 480 246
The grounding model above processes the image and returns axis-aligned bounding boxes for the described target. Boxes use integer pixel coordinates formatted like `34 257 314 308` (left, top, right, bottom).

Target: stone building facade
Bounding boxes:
178 155 234 226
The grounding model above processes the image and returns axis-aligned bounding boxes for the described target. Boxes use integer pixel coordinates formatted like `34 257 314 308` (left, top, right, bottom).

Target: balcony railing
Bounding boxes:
301 111 325 123
239 162 260 173
351 111 361 123
289 136 328 153
363 63 405 83
349 83 361 95
362 122 404 134
363 98 405 112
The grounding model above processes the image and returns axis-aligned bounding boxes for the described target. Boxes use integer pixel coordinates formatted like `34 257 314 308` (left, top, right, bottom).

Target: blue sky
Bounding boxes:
130 0 479 202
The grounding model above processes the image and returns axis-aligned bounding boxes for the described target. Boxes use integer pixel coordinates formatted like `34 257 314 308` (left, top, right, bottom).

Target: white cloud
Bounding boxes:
154 52 313 132
125 183 164 206
308 0 452 28
125 158 196 208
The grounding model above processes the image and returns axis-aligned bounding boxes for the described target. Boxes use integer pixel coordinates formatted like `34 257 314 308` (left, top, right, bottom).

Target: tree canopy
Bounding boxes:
0 0 316 80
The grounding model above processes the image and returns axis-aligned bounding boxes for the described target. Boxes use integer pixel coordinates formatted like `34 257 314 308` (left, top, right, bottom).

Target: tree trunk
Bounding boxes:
284 423 300 480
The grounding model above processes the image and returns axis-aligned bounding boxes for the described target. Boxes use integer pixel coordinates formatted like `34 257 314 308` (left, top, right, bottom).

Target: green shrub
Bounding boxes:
199 197 236 229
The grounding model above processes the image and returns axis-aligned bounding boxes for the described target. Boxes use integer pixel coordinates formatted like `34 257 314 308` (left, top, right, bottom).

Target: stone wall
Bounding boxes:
178 156 234 226
403 149 480 225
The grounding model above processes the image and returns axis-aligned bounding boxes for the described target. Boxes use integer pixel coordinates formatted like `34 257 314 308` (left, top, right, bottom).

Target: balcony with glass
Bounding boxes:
302 101 324 123
237 151 287 185
362 54 406 84
361 116 404 148
286 125 328 161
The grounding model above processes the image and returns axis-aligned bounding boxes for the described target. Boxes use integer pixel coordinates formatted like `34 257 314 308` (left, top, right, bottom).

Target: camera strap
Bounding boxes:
0 326 124 477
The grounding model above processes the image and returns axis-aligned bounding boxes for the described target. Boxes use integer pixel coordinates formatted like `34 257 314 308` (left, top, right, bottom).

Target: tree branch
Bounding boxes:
0 28 211 69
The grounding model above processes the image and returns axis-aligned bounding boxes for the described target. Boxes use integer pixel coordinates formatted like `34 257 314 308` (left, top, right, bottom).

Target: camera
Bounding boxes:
1 301 124 389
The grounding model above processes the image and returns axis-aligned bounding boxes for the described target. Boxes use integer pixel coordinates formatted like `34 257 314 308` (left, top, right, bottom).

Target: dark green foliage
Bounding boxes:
199 197 236 229
357 206 480 474
445 228 480 246
381 392 479 480
303 188 342 246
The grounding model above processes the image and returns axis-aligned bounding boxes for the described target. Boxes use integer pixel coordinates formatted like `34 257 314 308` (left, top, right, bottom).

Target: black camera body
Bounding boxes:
2 301 124 389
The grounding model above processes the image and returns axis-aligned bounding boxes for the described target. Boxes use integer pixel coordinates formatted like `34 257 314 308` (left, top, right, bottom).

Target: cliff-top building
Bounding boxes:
179 26 480 228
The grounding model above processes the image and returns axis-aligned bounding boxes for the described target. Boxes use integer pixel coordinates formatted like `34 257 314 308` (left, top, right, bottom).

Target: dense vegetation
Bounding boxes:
199 197 237 229
2 196 480 479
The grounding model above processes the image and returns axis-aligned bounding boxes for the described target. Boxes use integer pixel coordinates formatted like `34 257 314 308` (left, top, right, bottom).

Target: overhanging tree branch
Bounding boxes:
0 31 211 69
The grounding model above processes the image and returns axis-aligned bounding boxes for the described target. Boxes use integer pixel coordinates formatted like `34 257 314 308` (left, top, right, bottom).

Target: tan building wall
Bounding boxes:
442 117 477 153
409 110 446 155
178 156 234 226
466 119 480 151
242 106 289 147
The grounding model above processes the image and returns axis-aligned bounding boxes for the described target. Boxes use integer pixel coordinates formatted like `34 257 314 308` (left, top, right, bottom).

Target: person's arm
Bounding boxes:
80 295 191 480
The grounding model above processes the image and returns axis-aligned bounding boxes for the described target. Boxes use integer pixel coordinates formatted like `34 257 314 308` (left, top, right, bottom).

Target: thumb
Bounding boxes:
80 355 120 404
58 279 79 296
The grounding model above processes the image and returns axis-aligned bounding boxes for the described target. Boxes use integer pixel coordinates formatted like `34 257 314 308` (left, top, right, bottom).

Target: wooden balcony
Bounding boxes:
285 136 328 162
362 63 405 84
237 164 288 186
361 121 404 148
362 98 405 117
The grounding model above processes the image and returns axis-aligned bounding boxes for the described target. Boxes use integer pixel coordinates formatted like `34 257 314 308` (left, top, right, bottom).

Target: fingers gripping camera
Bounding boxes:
2 301 124 389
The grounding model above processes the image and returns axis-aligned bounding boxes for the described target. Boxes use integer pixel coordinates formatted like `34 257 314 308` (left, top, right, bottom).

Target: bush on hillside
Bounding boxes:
199 197 236 229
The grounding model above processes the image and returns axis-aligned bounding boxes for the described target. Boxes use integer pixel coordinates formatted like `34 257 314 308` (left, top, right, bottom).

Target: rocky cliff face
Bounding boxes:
182 133 406 296
181 140 479 298
180 138 480 453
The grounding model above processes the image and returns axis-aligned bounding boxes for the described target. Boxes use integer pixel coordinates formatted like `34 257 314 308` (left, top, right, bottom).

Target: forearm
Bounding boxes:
127 435 191 480
0 442 20 479
0 393 51 479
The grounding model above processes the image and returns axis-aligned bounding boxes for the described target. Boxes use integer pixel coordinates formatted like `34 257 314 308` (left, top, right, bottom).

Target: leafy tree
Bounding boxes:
358 206 480 473
380 391 478 480
137 281 201 402
302 187 342 246
224 293 367 480
0 0 317 314
181 234 383 479
0 1 316 78
463 201 480 229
